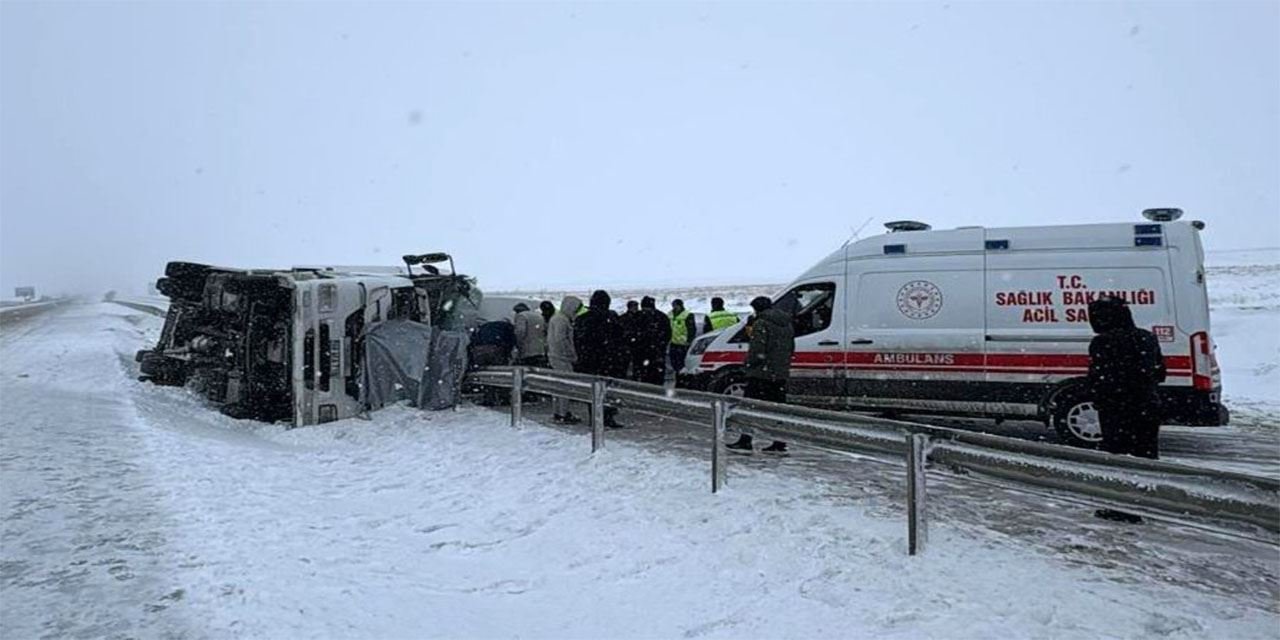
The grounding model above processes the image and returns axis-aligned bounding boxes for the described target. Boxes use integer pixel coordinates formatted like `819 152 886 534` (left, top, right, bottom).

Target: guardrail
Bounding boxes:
468 366 1280 554
0 300 66 324
109 299 168 318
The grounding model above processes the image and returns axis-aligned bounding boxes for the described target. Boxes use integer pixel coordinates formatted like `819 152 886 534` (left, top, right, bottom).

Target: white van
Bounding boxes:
677 210 1228 447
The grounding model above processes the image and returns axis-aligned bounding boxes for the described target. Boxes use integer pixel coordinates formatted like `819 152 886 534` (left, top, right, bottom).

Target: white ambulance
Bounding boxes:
677 209 1227 447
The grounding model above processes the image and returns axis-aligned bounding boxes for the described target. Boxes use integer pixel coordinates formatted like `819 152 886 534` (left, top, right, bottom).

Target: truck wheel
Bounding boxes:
709 370 747 397
1049 386 1103 448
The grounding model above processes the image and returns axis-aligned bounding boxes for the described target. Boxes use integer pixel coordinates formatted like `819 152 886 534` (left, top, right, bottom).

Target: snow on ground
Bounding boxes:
2 303 1277 638
1204 249 1280 417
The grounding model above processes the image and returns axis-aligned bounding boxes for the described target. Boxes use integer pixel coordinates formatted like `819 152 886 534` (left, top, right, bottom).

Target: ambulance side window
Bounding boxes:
776 282 837 337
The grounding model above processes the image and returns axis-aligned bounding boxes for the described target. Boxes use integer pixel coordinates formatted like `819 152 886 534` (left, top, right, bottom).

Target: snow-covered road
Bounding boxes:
2 304 1277 638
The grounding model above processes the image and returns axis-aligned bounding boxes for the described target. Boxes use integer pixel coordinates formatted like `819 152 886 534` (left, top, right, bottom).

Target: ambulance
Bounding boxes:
677 209 1228 447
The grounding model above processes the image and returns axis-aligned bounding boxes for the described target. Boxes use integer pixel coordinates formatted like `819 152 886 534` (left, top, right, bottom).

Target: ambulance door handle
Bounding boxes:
849 339 874 345
818 340 839 346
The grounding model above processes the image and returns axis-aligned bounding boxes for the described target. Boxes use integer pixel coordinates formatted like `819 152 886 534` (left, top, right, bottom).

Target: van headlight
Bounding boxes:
690 334 716 356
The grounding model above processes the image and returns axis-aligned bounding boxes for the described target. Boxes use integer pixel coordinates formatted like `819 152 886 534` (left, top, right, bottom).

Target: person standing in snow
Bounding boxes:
702 297 740 334
618 300 642 378
547 295 583 424
727 296 795 454
632 296 672 386
539 300 556 325
668 299 698 377
574 290 628 428
512 302 548 368
1086 296 1167 523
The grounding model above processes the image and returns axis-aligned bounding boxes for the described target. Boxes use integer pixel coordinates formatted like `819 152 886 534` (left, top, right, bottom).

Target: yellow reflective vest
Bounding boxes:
670 310 692 345
706 310 739 331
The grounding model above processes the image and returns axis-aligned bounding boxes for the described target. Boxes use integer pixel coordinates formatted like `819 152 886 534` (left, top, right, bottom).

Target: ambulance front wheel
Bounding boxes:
710 369 747 398
1049 385 1104 449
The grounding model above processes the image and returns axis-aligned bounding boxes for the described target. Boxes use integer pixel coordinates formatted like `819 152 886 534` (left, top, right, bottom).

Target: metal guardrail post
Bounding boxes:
712 400 728 493
907 433 929 556
510 368 524 428
591 380 606 453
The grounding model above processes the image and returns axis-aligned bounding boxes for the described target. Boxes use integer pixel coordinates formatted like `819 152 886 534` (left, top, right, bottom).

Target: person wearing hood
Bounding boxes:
727 296 795 454
547 295 583 424
574 290 628 428
512 302 548 368
1087 296 1166 522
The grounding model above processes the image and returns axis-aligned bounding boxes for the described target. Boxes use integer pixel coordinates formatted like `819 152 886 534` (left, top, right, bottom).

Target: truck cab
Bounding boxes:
137 255 480 426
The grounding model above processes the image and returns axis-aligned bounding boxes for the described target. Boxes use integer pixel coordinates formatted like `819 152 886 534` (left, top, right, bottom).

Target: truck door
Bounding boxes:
842 229 986 412
774 280 843 405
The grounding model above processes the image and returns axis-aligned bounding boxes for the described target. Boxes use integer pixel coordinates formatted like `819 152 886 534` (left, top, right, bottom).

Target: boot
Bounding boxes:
726 435 753 453
761 441 788 454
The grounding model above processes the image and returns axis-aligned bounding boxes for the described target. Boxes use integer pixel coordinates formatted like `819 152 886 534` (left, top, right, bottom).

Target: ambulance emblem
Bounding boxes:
897 280 943 320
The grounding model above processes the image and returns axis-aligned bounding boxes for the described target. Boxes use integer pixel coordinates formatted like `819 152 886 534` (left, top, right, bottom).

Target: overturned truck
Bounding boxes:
136 253 479 426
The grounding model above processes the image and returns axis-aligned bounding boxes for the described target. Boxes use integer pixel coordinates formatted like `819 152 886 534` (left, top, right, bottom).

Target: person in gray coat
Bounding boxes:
512 302 549 368
547 295 583 424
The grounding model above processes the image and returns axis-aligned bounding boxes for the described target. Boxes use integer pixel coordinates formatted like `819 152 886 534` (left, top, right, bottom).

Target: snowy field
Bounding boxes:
2 300 1278 638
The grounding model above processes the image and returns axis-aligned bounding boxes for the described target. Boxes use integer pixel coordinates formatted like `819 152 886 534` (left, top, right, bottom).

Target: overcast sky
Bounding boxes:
2 1 1277 296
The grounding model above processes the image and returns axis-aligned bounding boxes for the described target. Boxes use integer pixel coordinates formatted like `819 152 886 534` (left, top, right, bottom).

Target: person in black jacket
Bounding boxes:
618 300 642 378
1086 296 1166 523
1087 296 1166 458
727 296 795 454
632 296 672 386
574 290 628 428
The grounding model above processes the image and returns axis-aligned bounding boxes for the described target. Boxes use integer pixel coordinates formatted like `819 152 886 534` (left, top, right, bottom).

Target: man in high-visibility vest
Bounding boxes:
702 297 739 334
668 299 698 376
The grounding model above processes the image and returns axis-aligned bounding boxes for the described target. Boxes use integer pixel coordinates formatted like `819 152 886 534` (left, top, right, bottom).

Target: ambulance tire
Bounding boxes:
1049 385 1104 449
710 369 748 398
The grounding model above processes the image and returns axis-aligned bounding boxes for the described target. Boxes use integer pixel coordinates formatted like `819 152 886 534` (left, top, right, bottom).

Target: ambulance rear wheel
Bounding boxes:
1050 387 1104 449
710 370 747 398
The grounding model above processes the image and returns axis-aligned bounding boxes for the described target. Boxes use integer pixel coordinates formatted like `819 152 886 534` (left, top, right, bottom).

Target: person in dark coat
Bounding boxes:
631 296 672 386
618 300 642 378
574 290 628 428
1087 296 1166 522
727 296 795 454
469 318 516 406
